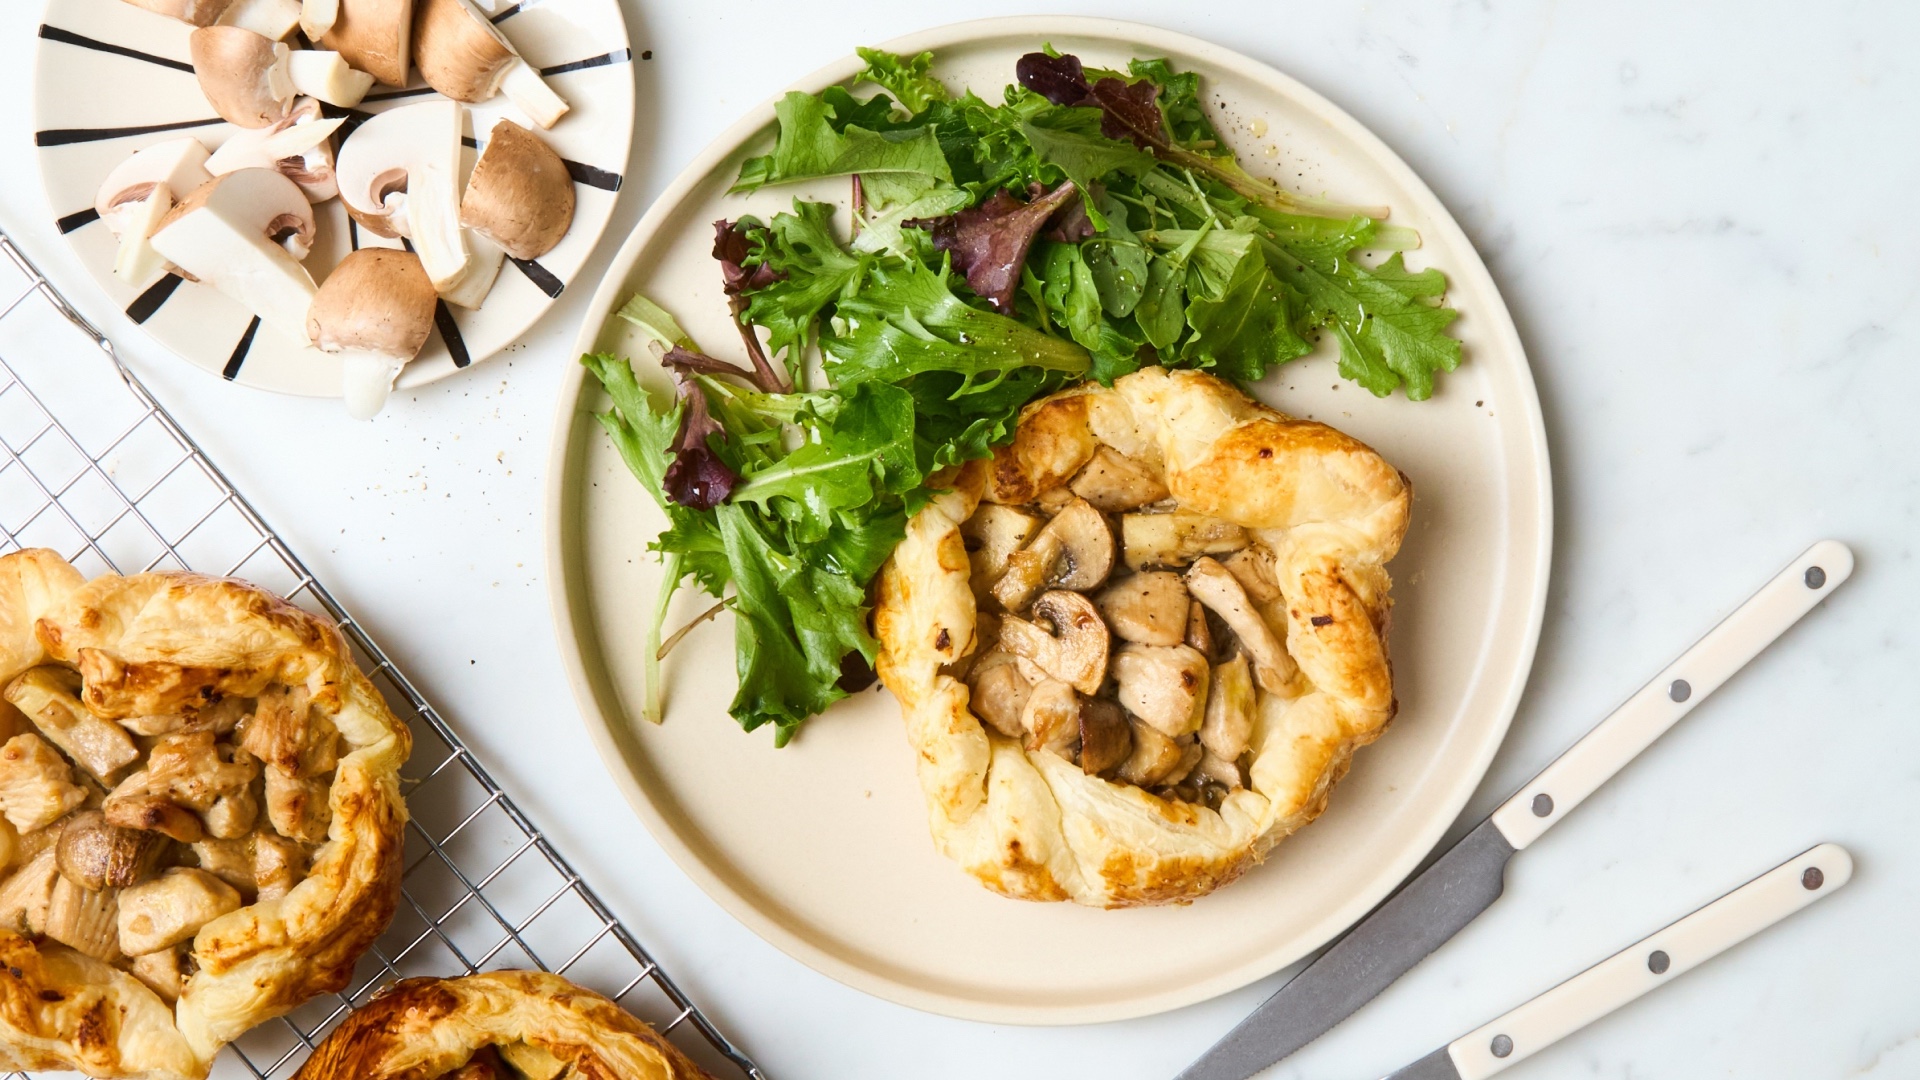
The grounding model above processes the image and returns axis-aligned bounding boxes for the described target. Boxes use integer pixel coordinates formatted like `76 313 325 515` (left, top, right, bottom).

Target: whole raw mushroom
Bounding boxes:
307 248 439 419
460 119 576 260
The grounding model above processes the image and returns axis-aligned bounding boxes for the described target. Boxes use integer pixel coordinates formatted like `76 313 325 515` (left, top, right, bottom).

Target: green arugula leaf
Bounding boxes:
731 382 922 541
734 91 952 193
742 202 872 363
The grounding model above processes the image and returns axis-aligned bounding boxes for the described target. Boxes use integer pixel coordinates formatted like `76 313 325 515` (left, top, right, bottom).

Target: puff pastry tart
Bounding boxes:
873 367 1411 907
291 972 714 1080
0 549 411 1077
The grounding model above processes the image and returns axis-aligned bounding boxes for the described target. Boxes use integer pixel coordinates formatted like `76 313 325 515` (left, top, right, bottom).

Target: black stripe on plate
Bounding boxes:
221 316 261 381
38 25 194 74
491 0 526 22
126 273 183 324
434 300 472 368
38 116 222 147
462 135 480 149
321 104 373 140
563 159 622 191
509 257 564 298
361 85 436 104
540 49 630 77
56 207 100 234
348 218 361 252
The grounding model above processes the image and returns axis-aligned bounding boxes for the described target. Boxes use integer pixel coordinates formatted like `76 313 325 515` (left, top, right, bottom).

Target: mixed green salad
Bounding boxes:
583 47 1461 744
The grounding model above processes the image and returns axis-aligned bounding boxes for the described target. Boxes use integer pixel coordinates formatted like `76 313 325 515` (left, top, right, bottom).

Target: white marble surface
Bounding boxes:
1 2 1914 1077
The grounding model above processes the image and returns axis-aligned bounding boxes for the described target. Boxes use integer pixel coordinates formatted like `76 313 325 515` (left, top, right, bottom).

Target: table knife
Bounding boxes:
1383 842 1852 1079
1177 540 1853 1080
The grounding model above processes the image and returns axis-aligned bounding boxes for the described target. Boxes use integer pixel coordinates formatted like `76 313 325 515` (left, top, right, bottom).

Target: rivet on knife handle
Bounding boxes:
1490 540 1852 851
1426 843 1852 1080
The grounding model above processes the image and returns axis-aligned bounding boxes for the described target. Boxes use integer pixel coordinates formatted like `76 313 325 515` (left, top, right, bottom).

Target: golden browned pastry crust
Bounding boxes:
291 972 715 1080
0 549 411 1077
873 368 1411 907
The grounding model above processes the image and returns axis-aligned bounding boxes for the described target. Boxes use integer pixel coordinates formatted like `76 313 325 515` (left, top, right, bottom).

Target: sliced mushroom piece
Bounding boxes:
286 49 376 106
93 138 214 288
149 169 319 342
104 790 205 844
119 0 237 26
117 867 243 956
1184 599 1215 657
206 97 344 203
992 498 1113 611
1019 679 1079 758
1187 557 1296 695
131 945 189 1005
1094 572 1189 646
319 0 414 87
461 119 575 260
1111 643 1210 739
0 733 89 833
1193 750 1244 791
1116 718 1183 787
412 0 569 128
334 98 472 292
997 591 1110 696
45 876 123 963
960 504 1041 595
1200 651 1256 762
1077 698 1131 777
1120 511 1249 570
56 811 164 892
299 0 338 38
216 0 302 38
190 26 295 128
964 650 1031 740
1222 546 1283 604
308 248 439 419
1068 445 1170 512
5 667 140 784
1162 738 1204 788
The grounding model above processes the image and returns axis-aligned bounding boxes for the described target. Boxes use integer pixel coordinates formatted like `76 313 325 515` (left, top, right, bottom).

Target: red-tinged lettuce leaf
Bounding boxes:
713 219 785 296
660 373 740 510
907 180 1080 313
1015 51 1090 108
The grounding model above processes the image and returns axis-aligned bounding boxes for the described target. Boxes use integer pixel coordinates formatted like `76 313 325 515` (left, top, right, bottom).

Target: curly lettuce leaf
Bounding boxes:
733 91 952 193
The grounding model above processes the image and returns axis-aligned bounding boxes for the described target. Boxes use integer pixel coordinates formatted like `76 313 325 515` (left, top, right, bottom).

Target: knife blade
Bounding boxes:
1177 540 1852 1080
1381 843 1851 1080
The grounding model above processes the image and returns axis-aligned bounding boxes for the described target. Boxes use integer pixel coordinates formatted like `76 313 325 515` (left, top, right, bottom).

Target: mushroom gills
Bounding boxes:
997 591 1110 695
960 504 1041 597
56 811 165 892
1068 445 1170 511
286 49 376 106
1187 556 1297 695
991 497 1113 611
1120 511 1249 570
1094 572 1189 646
1111 643 1210 739
1200 652 1256 761
149 169 320 342
94 138 214 289
411 0 569 127
45 876 124 963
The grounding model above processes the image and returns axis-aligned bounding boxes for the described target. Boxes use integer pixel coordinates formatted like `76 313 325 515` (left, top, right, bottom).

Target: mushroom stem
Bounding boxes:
299 0 338 38
286 49 375 106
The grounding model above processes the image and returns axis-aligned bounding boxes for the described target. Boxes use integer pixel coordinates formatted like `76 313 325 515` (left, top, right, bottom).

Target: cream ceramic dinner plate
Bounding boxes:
33 0 632 396
548 17 1551 1024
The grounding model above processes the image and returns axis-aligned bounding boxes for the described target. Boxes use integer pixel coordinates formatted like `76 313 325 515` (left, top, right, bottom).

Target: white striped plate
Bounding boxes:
33 0 634 396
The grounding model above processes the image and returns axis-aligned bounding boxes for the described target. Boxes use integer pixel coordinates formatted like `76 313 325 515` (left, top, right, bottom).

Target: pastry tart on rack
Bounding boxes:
873 367 1411 907
292 971 713 1080
0 549 411 1077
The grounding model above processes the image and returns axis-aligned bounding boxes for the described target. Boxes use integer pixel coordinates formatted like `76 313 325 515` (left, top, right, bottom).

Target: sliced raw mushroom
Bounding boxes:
190 26 294 128
1076 697 1131 777
218 0 302 38
997 591 1110 695
992 498 1114 612
1111 643 1209 739
1120 510 1249 570
117 867 243 956
118 0 237 26
1200 652 1255 762
93 138 213 288
150 169 319 342
286 49 375 106
1116 718 1183 787
56 811 164 892
45 876 123 963
1187 557 1296 695
411 0 569 128
335 98 473 294
460 118 575 260
299 0 338 38
319 0 415 87
964 650 1031 740
960 504 1040 594
5 667 140 784
1019 679 1079 758
207 97 345 203
308 248 439 419
0 734 88 833
1094 572 1189 646
1068 445 1170 512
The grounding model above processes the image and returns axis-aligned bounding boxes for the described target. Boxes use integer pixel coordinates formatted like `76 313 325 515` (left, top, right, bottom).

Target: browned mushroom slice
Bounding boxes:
1187 557 1297 694
1068 445 1170 512
1111 643 1210 739
1162 738 1204 787
56 811 165 892
998 591 1111 695
959 505 1041 596
117 867 243 956
1120 511 1249 570
1116 718 1184 787
1193 750 1244 791
992 498 1114 611
45 875 123 963
103 789 205 845
1019 680 1081 757
1185 599 1215 657
1222 545 1283 603
1094 572 1189 646
5 667 140 783
1077 698 1131 777
0 733 89 833
1200 652 1257 762
965 651 1032 739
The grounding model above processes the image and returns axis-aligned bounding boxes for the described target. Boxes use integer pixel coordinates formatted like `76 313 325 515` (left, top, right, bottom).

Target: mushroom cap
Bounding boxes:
319 0 415 87
307 248 437 360
55 810 162 893
158 168 318 260
1001 590 1110 695
1076 697 1131 777
410 0 514 101
459 118 576 260
189 26 294 128
93 138 213 223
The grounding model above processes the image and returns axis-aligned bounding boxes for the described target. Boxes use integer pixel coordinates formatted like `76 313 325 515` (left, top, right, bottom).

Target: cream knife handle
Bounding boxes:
1444 843 1852 1080
1490 540 1851 850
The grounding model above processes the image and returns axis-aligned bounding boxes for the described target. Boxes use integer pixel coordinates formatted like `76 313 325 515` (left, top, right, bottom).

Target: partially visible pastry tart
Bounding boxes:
873 367 1411 907
0 549 411 1077
292 971 714 1080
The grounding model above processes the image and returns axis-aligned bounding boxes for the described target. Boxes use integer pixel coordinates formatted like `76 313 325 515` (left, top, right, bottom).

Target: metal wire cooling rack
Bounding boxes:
0 229 767 1080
